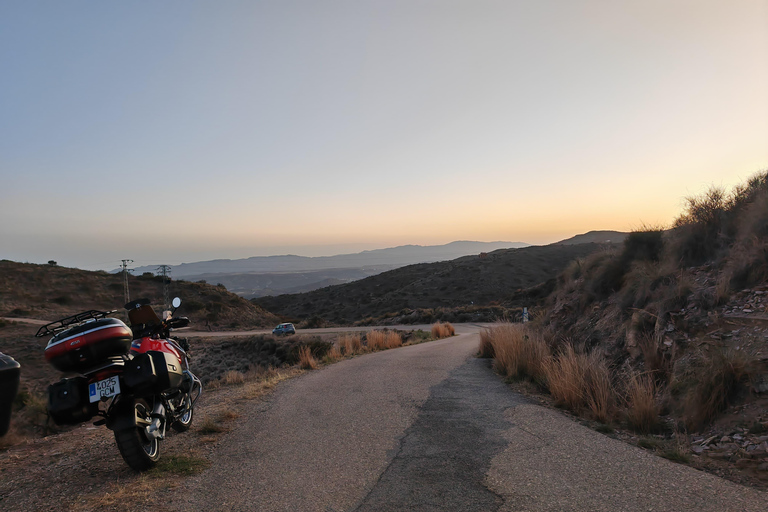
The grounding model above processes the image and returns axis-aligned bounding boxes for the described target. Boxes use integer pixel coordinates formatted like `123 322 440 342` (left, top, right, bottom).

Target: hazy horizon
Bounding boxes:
2 2 766 271
5 238 536 272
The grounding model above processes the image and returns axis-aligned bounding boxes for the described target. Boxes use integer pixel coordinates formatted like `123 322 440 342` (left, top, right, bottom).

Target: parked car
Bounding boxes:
272 323 296 336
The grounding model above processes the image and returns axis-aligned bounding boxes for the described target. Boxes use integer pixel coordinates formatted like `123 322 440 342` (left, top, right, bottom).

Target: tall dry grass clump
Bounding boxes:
485 324 549 382
384 331 403 349
338 332 362 355
543 344 586 411
682 347 756 430
624 371 660 434
582 352 614 423
324 345 343 363
478 329 495 358
366 330 388 351
431 322 455 339
298 345 318 370
542 344 615 422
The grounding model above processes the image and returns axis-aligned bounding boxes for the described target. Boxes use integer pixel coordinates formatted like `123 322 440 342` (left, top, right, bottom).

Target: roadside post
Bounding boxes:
522 307 529 323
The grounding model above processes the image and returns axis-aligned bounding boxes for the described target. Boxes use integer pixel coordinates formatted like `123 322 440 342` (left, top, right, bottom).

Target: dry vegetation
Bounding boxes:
0 260 280 330
297 345 318 370
536 170 768 430
430 322 455 339
481 170 768 486
481 322 759 434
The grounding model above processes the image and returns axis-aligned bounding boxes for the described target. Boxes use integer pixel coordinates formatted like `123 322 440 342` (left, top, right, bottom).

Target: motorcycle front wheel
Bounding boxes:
114 400 160 471
171 395 194 433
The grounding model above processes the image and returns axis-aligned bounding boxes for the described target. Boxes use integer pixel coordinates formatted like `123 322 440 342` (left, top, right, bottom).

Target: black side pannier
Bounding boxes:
123 352 157 393
0 353 21 436
48 377 98 425
124 351 183 395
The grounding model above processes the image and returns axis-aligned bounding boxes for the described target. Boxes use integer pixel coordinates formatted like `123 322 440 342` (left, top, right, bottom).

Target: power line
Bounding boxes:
156 265 172 312
120 259 134 306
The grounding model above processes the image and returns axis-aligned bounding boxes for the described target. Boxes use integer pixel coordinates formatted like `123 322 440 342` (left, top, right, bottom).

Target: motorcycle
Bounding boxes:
36 297 202 471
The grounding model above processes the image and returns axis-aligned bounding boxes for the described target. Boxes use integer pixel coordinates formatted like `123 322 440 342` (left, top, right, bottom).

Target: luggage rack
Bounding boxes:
35 310 117 338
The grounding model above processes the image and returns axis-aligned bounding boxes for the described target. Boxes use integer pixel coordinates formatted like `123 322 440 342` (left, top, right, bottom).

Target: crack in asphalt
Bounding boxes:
352 357 527 512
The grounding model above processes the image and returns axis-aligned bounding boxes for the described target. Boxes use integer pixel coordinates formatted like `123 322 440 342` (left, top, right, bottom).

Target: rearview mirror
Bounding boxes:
172 297 181 309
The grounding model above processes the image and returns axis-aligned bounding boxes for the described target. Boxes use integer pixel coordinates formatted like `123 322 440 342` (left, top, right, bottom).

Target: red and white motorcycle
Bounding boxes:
38 297 202 471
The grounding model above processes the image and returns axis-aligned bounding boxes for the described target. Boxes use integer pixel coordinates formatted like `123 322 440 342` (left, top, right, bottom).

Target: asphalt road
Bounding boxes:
171 326 767 512
178 324 442 337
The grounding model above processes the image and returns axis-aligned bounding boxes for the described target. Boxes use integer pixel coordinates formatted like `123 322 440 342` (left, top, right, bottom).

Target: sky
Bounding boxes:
1 1 766 270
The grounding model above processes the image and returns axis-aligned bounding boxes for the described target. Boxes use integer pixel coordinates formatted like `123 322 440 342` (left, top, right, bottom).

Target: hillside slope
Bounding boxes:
0 260 279 329
254 243 609 324
189 265 400 299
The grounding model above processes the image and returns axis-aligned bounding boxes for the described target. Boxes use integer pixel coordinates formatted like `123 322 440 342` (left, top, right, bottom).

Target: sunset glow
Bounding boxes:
1 1 766 269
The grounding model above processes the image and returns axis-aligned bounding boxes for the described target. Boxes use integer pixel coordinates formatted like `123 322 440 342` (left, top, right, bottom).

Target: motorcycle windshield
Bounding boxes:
127 304 161 327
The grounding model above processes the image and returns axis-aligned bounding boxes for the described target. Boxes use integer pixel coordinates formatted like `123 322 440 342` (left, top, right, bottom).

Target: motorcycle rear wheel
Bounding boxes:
114 401 160 471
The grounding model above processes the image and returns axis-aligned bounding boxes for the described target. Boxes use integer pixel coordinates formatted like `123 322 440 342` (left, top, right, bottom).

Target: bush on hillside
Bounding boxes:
677 347 757 430
622 228 664 263
668 171 768 267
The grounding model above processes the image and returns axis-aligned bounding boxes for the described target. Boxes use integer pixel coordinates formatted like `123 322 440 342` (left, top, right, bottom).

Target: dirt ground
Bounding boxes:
0 325 430 511
0 361 300 512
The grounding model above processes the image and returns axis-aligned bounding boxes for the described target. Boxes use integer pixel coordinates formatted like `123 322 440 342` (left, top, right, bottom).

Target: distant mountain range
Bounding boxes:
129 241 530 277
123 241 529 298
254 239 618 324
124 234 625 298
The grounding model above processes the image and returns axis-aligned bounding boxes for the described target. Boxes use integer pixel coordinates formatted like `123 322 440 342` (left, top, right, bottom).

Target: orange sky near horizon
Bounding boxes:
1 1 766 269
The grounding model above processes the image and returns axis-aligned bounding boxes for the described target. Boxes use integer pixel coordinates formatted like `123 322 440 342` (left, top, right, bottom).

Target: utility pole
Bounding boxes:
156 265 172 312
120 259 134 305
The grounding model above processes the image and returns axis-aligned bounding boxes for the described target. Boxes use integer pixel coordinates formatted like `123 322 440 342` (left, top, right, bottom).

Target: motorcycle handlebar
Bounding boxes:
166 317 190 329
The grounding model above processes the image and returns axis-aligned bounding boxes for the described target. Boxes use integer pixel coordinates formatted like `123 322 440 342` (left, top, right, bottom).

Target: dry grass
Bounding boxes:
71 478 153 512
682 347 756 430
384 331 403 349
582 352 614 424
198 417 226 434
542 344 616 422
488 323 549 382
624 371 660 434
366 330 386 351
366 330 402 351
239 368 298 399
297 345 318 370
222 370 245 386
542 345 586 411
217 409 239 421
638 333 669 379
324 345 343 363
338 333 362 355
478 329 495 358
431 322 455 339
542 343 616 423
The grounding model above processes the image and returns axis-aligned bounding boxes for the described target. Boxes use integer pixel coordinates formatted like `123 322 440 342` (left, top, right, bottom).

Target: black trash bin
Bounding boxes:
0 353 21 437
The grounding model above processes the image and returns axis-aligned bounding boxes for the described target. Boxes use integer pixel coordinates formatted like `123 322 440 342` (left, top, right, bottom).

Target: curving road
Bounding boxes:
171 325 766 511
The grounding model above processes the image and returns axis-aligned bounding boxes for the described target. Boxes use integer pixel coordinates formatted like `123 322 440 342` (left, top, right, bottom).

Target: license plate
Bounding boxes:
88 376 121 403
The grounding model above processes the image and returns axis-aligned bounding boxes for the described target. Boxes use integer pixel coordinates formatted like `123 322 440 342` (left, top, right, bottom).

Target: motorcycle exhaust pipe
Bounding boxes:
146 402 166 441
